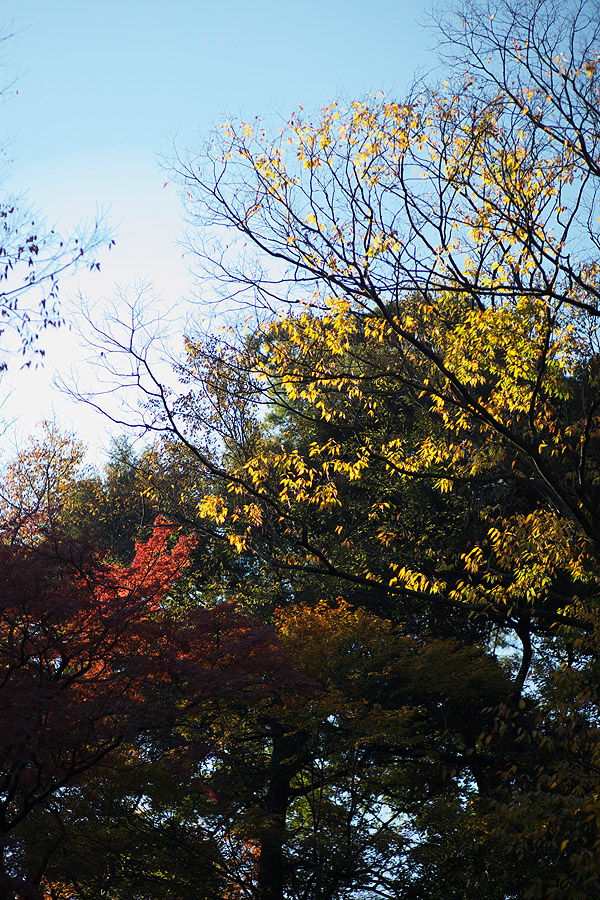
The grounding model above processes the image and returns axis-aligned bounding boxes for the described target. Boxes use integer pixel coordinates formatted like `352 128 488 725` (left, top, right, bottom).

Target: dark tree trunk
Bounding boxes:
256 726 309 900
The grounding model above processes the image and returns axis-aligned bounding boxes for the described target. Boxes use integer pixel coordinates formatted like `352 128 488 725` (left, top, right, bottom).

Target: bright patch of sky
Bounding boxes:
0 0 433 463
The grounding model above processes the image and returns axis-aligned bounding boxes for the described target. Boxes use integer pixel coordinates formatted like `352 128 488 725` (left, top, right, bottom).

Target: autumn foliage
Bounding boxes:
0 511 294 899
4 0 600 898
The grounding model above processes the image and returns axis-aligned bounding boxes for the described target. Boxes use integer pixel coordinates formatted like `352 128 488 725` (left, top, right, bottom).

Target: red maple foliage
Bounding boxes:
0 517 290 899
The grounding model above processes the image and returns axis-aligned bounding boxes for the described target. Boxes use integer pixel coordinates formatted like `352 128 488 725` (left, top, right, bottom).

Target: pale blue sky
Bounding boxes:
1 0 435 457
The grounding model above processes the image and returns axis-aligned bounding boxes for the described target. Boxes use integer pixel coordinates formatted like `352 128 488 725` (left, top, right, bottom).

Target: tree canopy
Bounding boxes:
5 1 600 898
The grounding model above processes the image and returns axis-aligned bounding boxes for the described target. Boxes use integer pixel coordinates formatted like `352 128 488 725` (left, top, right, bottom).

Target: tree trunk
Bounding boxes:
256 726 308 900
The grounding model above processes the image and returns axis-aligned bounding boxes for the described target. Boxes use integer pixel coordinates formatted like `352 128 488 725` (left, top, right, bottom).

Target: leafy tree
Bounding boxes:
61 434 157 563
0 422 90 539
30 598 513 900
0 481 298 900
0 513 190 898
0 426 160 564
90 0 593 677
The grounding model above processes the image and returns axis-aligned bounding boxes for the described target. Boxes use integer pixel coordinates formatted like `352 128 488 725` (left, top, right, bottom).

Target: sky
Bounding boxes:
0 0 435 463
